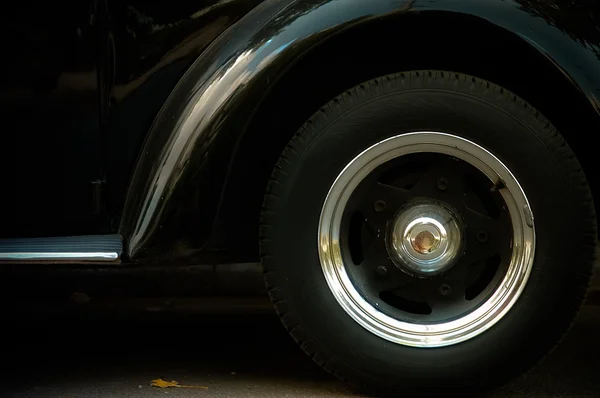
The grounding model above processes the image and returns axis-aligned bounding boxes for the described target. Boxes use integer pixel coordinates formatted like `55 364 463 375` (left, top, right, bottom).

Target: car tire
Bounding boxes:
260 71 596 396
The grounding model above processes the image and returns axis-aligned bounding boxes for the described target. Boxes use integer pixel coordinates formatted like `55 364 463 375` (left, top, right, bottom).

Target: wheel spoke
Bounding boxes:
410 160 467 206
462 207 510 265
360 237 389 267
351 179 411 234
357 239 412 294
427 294 472 319
418 265 471 317
440 262 469 298
369 268 413 295
363 181 411 215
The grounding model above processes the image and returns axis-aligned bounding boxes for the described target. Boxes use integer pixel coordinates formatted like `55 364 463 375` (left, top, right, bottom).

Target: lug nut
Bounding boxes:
436 178 448 191
374 200 386 212
376 265 388 277
476 231 489 243
438 284 451 296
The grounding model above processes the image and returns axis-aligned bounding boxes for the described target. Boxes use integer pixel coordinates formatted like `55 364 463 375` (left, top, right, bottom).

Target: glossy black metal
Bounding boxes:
105 0 263 226
0 0 262 241
120 0 600 262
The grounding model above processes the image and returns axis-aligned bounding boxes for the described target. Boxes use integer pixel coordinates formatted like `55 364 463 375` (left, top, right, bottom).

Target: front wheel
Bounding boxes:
260 71 596 396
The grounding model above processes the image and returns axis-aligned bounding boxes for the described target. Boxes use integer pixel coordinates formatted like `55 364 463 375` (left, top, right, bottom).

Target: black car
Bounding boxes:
2 0 599 395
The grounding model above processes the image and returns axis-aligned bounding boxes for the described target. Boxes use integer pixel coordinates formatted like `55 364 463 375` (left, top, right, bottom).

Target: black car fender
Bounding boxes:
119 0 600 262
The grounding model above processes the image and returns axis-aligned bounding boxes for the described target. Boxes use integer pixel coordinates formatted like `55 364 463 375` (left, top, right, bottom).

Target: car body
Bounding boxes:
2 0 600 395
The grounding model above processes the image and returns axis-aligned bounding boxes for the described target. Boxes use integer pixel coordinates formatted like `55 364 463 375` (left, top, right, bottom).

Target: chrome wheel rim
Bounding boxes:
318 132 535 348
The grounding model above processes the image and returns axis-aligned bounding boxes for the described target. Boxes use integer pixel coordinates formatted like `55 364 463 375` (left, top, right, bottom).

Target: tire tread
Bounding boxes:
260 70 597 396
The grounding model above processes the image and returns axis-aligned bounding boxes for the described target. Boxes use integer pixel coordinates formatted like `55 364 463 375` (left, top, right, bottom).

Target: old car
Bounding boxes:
2 0 599 395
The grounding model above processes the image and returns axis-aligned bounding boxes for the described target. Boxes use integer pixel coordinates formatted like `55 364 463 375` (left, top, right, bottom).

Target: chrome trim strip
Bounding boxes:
0 252 119 261
0 234 123 262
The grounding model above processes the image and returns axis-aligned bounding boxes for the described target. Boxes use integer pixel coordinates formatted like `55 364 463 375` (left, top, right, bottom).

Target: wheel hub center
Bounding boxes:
390 203 462 275
411 227 440 254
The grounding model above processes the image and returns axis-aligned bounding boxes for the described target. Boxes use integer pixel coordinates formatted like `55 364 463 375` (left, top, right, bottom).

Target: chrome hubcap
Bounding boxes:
318 132 535 348
391 203 462 275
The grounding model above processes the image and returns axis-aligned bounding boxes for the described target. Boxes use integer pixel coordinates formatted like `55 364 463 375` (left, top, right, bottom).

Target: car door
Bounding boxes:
0 1 107 239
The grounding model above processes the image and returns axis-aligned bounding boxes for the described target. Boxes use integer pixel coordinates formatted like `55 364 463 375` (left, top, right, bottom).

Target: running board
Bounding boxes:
0 235 122 263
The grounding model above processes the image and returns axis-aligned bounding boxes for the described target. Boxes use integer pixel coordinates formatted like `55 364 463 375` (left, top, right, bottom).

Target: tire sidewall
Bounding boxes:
264 74 593 389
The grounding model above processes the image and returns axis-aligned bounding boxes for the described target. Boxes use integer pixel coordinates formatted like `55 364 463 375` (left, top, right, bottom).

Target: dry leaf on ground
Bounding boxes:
150 379 208 389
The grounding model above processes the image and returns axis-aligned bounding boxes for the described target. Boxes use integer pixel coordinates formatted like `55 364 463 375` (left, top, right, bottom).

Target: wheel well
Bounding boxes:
212 11 600 260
